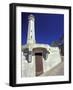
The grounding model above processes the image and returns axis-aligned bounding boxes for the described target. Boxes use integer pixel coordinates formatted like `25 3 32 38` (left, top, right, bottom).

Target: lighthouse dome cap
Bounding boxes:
28 14 35 20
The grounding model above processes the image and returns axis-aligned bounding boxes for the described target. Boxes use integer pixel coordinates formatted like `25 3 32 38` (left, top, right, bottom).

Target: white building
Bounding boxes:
21 14 61 77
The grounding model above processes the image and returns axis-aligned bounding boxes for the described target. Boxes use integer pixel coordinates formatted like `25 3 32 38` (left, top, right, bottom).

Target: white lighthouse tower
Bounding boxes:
27 14 36 44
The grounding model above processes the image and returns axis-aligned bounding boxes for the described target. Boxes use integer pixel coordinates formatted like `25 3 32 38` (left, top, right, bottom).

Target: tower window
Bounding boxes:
31 36 32 38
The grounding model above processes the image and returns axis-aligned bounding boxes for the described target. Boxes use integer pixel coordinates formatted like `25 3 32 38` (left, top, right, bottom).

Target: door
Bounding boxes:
35 53 43 76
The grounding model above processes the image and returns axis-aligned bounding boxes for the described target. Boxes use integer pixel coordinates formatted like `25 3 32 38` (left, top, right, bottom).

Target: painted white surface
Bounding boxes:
43 47 61 73
22 54 35 77
27 14 36 44
0 0 73 90
22 44 61 77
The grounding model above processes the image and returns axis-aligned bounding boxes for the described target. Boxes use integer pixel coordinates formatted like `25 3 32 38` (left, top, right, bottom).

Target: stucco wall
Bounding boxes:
21 47 61 77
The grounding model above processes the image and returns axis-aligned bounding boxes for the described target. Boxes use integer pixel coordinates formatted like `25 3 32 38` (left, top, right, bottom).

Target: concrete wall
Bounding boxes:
43 47 61 73
21 53 35 77
21 46 61 77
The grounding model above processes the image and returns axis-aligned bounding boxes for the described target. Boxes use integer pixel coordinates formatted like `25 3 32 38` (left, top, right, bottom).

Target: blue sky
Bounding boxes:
22 12 64 45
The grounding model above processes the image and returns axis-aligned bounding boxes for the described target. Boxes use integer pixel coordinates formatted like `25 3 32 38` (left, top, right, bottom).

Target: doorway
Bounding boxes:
35 53 43 76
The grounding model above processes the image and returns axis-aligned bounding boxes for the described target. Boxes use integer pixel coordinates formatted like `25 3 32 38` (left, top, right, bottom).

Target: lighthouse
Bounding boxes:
22 14 61 77
27 14 36 44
